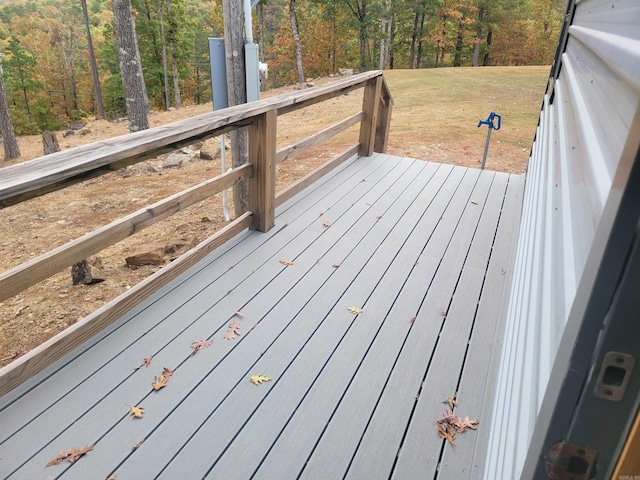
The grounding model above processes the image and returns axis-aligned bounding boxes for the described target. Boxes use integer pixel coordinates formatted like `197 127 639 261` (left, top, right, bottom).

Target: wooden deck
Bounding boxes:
0 153 523 480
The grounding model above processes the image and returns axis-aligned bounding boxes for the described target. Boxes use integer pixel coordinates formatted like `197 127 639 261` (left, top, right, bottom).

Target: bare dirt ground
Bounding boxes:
0 67 548 367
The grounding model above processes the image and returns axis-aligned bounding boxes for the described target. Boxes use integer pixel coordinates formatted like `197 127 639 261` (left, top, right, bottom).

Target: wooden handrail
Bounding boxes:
0 164 253 303
0 71 393 394
0 71 384 209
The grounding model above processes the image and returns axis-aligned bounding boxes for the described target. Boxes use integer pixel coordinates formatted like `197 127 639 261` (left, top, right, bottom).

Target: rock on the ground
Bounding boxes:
125 238 196 267
163 151 197 169
199 137 230 161
125 245 166 267
79 128 92 136
71 257 105 285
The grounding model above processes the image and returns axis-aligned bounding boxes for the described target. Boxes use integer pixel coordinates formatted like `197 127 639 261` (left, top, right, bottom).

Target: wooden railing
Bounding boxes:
0 70 393 395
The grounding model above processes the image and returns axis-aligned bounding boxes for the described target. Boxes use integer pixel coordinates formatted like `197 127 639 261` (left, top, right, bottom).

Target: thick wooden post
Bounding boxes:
358 76 382 156
248 110 277 232
374 79 393 153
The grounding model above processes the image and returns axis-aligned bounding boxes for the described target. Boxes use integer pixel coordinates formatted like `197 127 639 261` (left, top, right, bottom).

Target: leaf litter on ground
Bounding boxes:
436 398 479 445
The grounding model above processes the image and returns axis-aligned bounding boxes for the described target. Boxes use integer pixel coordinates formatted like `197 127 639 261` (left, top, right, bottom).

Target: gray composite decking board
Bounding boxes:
145 161 452 479
60 158 429 480
47 157 426 480
300 172 503 480
4 155 413 479
250 164 467 480
0 151 369 429
466 174 525 480
0 153 393 474
0 155 525 480
388 173 510 480
207 164 462 479
341 169 495 480
436 174 524 480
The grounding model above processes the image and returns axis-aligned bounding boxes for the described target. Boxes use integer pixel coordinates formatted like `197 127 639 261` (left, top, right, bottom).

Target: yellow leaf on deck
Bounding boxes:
129 406 144 418
348 306 363 315
250 374 272 385
279 259 294 265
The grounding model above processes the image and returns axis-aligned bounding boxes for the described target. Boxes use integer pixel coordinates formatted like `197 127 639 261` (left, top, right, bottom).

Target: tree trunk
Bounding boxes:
453 19 464 67
112 0 149 132
388 0 395 69
409 2 420 69
378 0 386 69
42 131 60 155
416 8 425 68
223 0 249 216
157 0 171 110
81 0 105 118
0 64 20 160
289 0 304 83
166 0 181 108
482 28 492 66
472 4 484 67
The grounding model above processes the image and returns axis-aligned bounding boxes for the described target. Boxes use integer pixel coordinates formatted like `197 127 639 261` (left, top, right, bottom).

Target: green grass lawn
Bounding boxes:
383 66 549 173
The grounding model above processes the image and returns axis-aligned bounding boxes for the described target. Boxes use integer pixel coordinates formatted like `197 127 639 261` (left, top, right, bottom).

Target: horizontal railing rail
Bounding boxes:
0 70 393 396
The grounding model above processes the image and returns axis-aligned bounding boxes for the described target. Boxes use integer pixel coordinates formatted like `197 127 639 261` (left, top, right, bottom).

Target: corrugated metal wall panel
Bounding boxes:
483 0 640 478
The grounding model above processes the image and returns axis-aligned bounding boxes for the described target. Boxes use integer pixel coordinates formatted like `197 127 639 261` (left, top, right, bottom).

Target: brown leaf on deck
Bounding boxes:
224 321 242 340
437 423 457 446
133 438 145 450
234 310 244 317
409 316 416 324
191 339 213 356
47 444 94 466
332 263 341 268
444 396 457 408
347 306 363 315
456 416 479 433
135 355 153 370
323 220 332 227
279 259 294 266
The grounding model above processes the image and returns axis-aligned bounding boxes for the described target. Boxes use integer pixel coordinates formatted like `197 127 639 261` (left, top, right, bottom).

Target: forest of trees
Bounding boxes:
0 0 564 136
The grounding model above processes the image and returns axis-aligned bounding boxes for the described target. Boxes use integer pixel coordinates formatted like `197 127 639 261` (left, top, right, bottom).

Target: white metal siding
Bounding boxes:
483 0 640 478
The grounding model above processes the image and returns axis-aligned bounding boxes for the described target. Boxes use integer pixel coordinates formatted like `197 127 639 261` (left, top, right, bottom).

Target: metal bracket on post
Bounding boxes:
477 112 501 170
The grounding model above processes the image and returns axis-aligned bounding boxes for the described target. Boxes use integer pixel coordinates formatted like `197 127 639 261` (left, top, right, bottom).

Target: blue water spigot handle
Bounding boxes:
477 112 501 130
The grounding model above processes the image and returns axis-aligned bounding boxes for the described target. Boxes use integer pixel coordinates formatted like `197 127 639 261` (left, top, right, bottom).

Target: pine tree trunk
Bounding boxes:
113 0 149 133
223 0 249 216
473 4 484 67
0 64 20 161
378 0 387 69
157 0 171 110
290 0 304 83
81 0 105 118
453 20 465 67
166 0 181 108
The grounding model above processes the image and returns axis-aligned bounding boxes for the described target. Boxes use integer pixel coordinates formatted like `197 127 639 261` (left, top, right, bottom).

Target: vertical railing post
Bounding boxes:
358 75 382 157
374 78 393 153
248 109 277 232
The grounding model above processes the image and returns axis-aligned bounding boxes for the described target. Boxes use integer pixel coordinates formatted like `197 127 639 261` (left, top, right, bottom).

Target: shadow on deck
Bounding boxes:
0 153 522 479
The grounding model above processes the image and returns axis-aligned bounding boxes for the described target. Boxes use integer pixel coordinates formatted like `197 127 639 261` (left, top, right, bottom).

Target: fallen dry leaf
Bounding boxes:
471 200 478 205
456 415 479 433
437 408 457 425
224 321 242 340
348 306 363 315
129 406 144 419
332 263 341 268
135 355 154 370
437 423 457 446
250 374 272 385
152 375 169 391
376 215 383 221
444 397 457 408
133 438 145 450
234 310 244 317
47 444 94 466
279 259 294 266
191 339 213 356
410 316 416 324
323 220 332 227
162 367 173 378
105 475 117 480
